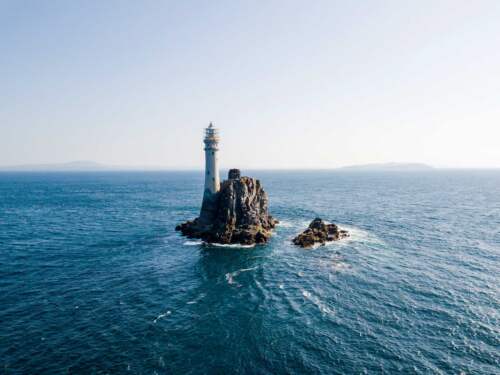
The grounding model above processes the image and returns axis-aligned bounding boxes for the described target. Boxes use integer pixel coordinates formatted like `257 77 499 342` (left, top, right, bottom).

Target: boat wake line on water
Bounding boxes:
225 267 259 286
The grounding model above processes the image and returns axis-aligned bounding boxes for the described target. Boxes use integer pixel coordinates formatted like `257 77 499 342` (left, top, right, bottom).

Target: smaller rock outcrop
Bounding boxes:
293 218 349 248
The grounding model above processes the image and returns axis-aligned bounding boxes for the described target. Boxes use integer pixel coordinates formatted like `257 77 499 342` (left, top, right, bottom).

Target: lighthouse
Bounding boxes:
199 123 220 224
203 122 220 195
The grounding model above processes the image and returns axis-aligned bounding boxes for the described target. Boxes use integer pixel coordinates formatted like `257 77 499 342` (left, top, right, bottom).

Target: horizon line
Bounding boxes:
1 161 500 171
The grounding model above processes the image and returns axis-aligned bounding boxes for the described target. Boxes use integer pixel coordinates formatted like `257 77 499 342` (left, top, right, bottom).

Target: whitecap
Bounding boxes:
209 243 256 249
301 290 334 315
187 293 206 305
318 254 351 272
300 220 314 229
153 310 171 323
276 220 293 228
158 356 165 368
184 240 256 248
183 240 203 246
341 225 383 245
331 261 351 272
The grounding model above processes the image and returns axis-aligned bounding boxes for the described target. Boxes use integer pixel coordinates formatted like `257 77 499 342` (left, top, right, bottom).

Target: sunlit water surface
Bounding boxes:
1 171 499 374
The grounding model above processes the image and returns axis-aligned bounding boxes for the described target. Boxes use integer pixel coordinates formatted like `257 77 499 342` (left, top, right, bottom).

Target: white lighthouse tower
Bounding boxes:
198 122 220 224
203 122 220 196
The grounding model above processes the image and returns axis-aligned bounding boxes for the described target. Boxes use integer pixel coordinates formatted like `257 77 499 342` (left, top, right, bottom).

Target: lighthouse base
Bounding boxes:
198 191 219 227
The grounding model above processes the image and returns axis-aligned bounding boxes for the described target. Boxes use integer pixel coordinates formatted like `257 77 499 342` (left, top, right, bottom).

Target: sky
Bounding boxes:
1 0 499 169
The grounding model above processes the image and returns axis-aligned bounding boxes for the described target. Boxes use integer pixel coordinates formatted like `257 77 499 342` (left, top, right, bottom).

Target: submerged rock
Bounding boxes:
176 169 278 245
293 218 349 248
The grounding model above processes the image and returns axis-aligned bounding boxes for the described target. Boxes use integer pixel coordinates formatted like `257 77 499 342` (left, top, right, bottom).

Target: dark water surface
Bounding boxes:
1 171 499 374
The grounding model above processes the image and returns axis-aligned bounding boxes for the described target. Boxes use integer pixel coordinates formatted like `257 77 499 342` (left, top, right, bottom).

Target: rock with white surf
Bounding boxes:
292 218 349 248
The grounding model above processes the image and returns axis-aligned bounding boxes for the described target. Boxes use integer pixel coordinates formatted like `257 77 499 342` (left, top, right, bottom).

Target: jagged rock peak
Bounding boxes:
228 169 241 180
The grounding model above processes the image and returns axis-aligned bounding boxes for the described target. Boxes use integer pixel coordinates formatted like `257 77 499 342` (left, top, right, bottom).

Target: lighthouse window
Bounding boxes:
212 152 214 156
207 170 210 175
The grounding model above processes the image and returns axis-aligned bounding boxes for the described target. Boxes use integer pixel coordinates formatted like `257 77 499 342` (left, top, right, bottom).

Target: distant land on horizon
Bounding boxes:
0 161 444 172
0 161 186 172
0 161 114 172
0 161 144 172
338 163 435 172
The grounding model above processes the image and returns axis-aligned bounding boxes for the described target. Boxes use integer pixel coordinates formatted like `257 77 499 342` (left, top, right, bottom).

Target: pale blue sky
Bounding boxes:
1 0 499 169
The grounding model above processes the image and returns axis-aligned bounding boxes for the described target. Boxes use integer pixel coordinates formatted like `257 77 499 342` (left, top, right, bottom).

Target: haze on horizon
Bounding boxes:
1 1 499 169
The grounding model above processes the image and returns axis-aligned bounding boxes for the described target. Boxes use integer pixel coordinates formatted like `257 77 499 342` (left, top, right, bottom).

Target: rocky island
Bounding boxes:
176 169 278 245
293 218 349 248
176 124 277 245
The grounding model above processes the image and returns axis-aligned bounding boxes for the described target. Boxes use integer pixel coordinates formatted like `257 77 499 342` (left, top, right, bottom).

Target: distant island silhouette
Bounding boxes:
0 161 168 172
339 163 434 172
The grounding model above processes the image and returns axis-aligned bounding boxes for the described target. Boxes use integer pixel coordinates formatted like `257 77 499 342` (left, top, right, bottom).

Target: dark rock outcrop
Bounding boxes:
176 170 278 245
293 218 349 248
228 168 241 180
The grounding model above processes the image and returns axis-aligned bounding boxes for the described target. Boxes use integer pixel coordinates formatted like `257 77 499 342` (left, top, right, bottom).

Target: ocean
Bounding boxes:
0 170 499 374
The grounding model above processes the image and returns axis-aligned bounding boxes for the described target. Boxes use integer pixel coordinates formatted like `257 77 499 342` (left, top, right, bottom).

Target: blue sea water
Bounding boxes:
0 170 499 374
